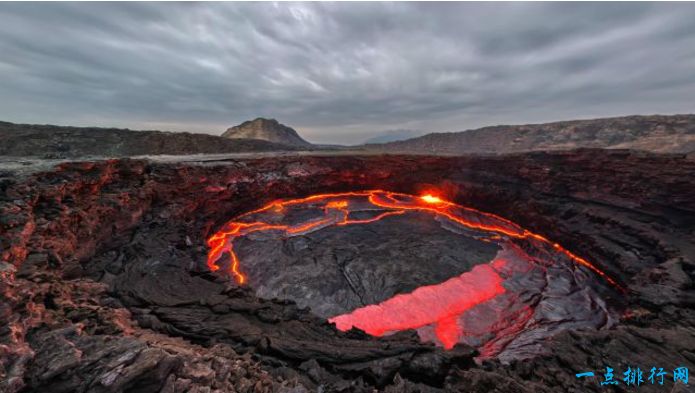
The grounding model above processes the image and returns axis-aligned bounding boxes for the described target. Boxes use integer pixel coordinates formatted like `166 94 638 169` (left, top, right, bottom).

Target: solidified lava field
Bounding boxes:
1 150 695 393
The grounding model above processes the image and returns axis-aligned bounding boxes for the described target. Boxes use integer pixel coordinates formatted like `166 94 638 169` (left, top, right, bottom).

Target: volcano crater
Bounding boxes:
3 151 694 392
208 190 618 360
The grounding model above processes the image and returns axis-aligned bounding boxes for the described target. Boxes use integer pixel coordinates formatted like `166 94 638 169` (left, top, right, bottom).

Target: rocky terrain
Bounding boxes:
368 114 695 154
0 121 299 159
222 118 313 148
3 114 694 160
1 149 694 392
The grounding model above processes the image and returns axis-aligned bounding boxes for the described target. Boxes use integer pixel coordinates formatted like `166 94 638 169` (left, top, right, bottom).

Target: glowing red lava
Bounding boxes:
207 190 620 289
207 190 622 351
329 263 506 349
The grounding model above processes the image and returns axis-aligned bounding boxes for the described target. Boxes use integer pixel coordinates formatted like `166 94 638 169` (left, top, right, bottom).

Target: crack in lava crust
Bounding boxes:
206 190 623 354
207 190 621 289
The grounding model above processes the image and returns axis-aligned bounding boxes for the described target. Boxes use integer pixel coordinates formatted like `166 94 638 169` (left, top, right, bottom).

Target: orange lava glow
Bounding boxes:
329 263 506 349
207 190 623 292
421 194 444 204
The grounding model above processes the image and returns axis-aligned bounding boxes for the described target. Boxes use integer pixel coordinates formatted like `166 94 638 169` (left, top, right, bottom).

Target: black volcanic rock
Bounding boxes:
368 114 695 154
235 211 500 317
222 118 312 147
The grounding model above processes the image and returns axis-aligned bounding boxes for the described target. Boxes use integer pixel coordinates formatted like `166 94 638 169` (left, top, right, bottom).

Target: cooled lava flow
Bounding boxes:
207 190 621 289
206 190 622 354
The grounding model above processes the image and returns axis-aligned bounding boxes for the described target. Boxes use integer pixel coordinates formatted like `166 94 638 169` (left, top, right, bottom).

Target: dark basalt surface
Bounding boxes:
235 211 500 317
1 149 694 392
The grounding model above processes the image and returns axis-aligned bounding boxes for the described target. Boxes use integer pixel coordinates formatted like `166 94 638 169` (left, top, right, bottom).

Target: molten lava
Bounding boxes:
206 190 622 352
207 190 620 289
421 194 444 204
329 263 506 349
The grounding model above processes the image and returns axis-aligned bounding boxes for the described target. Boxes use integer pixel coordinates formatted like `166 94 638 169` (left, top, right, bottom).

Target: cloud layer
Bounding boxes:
1 3 694 144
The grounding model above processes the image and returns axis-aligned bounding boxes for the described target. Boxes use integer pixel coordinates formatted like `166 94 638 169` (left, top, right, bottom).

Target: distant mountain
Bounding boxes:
222 118 312 147
362 129 421 144
366 115 695 155
0 121 297 159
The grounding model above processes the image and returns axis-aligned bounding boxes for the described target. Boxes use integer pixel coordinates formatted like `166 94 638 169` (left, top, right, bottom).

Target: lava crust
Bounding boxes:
208 190 619 360
1 150 694 392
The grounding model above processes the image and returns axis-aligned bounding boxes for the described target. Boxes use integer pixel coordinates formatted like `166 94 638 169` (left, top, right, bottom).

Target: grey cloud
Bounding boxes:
0 2 694 144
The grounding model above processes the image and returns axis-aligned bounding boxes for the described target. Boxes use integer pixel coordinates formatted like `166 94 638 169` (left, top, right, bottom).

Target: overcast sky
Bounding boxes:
1 2 694 144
